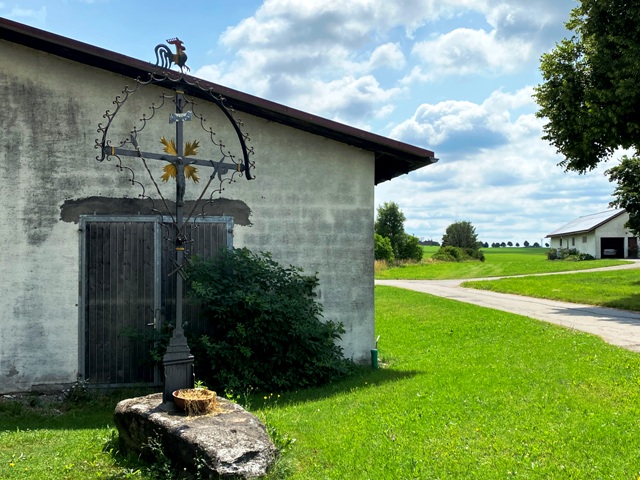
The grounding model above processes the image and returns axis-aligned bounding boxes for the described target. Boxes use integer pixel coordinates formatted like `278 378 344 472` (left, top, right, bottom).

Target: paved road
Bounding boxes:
376 261 640 352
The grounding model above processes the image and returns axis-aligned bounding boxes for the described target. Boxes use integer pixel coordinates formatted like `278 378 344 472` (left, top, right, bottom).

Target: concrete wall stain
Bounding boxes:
60 196 252 226
1 72 84 246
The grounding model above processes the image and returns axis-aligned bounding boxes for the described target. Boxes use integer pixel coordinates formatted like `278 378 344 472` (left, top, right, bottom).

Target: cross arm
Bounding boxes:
102 146 246 171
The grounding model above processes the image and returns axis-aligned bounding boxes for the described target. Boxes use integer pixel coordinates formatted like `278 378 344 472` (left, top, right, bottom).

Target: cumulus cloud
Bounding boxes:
197 0 557 121
411 28 532 78
390 87 535 155
377 84 615 244
366 43 406 71
191 0 598 243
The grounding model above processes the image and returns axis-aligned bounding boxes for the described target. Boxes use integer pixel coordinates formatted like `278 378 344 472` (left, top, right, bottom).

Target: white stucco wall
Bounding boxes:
0 40 375 393
549 233 596 255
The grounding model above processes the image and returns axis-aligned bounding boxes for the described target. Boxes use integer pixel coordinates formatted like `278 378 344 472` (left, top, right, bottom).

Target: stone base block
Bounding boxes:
114 393 277 478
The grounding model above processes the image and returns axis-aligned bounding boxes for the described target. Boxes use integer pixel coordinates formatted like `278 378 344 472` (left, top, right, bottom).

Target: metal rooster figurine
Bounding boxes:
154 37 190 72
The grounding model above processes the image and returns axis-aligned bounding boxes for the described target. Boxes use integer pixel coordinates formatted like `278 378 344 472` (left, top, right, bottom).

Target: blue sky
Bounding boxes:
2 0 620 245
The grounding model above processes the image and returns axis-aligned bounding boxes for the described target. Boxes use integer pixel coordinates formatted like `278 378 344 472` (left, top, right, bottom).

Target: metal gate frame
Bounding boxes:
78 215 233 386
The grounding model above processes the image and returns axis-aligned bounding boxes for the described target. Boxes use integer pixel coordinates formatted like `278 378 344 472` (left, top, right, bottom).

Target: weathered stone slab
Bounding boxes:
114 393 277 478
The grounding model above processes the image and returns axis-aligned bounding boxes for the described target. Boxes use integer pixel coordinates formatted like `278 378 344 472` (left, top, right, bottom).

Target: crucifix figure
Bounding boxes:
101 88 251 401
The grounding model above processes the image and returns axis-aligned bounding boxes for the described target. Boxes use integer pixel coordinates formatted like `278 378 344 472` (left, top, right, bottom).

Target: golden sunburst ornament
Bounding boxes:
159 137 200 183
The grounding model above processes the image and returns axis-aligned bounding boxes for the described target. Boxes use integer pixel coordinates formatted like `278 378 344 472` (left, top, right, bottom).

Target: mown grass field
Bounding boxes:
463 267 640 311
0 391 153 479
375 247 630 280
2 248 639 479
259 287 640 479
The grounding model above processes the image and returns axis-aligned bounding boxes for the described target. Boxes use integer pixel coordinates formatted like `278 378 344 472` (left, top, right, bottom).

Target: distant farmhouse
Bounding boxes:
0 19 437 393
546 209 638 259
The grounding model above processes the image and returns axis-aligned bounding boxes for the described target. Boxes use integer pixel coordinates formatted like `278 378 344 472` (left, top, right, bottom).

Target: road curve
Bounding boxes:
375 261 640 352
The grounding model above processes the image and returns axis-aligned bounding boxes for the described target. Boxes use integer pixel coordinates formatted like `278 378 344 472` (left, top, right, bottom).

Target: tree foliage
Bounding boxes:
374 202 406 254
374 233 395 261
397 234 423 262
374 202 423 261
607 156 640 236
534 0 640 173
185 248 353 392
432 246 485 263
436 221 483 262
441 221 479 250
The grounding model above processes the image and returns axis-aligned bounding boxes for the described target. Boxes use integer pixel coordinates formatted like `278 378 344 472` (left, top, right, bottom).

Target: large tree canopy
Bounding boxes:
441 221 479 250
534 0 640 173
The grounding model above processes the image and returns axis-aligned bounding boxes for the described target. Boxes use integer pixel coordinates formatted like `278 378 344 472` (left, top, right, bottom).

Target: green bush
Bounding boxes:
547 248 594 261
374 233 395 261
432 245 462 262
432 246 485 262
185 248 354 392
397 234 423 262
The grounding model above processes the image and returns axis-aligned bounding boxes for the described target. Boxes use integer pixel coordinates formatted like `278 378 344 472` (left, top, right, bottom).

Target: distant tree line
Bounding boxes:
487 242 546 248
375 204 551 264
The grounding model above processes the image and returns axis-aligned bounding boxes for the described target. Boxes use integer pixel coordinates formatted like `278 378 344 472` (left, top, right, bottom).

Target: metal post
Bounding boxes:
163 90 194 402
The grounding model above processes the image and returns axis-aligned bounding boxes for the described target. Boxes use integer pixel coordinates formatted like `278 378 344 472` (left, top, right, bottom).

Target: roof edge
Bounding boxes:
546 209 627 237
0 17 436 184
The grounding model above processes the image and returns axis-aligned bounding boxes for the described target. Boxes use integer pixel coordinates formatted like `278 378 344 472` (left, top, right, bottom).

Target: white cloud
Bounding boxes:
389 87 535 154
366 43 406 71
377 84 615 243
410 27 532 79
196 0 426 122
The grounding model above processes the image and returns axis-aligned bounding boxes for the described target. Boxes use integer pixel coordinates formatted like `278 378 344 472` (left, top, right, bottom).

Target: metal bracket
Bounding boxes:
169 111 193 124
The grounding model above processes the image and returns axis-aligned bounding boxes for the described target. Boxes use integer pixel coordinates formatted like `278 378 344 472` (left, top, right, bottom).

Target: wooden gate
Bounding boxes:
79 215 232 386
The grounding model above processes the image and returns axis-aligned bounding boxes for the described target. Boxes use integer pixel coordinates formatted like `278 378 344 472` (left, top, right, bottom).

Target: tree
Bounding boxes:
374 202 423 261
523 240 530 247
441 221 479 250
507 241 513 247
535 0 640 174
374 202 406 256
606 156 640 236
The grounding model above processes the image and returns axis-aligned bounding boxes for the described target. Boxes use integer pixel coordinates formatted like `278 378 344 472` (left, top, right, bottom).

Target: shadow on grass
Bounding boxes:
0 387 159 431
248 366 420 409
602 293 640 312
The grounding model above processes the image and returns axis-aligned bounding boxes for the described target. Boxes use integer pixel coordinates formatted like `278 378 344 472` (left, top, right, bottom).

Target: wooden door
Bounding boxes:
80 216 232 386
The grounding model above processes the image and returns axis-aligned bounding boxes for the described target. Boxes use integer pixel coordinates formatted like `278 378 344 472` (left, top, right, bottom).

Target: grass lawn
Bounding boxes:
0 390 158 479
376 247 630 280
256 287 640 479
3 258 640 478
463 269 640 311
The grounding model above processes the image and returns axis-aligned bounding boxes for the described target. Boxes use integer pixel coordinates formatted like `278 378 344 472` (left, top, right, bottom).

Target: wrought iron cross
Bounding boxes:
101 89 244 400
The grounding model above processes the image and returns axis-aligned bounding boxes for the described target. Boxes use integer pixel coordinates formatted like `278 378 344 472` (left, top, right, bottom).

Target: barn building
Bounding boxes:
0 19 437 393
